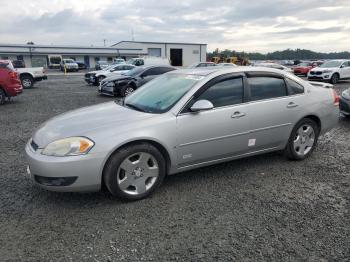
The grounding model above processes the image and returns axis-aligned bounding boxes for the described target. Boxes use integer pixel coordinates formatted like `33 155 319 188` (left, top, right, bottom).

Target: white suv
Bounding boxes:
308 60 350 84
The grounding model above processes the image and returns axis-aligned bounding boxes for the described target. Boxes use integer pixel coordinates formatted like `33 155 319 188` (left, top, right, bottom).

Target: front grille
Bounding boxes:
30 140 39 151
315 71 322 75
310 71 315 75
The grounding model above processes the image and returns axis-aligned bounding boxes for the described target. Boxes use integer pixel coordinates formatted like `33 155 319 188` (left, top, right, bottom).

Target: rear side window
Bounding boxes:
286 78 304 95
196 77 244 107
144 67 162 76
248 77 287 101
159 67 175 74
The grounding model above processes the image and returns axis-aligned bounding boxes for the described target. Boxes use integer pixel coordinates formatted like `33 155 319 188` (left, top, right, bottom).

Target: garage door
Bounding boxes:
148 48 161 57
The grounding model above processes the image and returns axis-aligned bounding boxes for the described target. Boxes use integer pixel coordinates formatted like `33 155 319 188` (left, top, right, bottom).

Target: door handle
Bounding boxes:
231 111 246 118
287 102 298 108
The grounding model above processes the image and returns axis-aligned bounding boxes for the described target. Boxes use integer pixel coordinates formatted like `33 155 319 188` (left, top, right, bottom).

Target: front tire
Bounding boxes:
103 143 166 200
330 73 339 84
120 85 135 97
20 75 34 89
284 118 319 160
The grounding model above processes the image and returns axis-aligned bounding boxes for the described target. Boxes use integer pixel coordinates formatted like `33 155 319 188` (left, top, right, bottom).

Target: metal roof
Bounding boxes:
112 40 207 47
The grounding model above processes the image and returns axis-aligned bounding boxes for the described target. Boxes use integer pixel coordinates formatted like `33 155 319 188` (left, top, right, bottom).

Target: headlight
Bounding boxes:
41 137 94 157
106 82 115 87
342 89 350 100
323 70 332 73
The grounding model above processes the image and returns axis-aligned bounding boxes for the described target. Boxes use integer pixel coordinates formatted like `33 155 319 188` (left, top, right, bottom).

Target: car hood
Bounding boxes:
310 67 335 72
65 63 78 66
33 101 153 147
86 70 99 75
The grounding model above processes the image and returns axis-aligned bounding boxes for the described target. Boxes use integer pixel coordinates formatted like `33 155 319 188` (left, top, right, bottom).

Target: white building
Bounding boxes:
0 41 207 68
111 41 207 67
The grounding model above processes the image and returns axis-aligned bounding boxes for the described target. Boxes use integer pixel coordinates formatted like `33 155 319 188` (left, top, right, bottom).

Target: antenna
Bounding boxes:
103 39 106 47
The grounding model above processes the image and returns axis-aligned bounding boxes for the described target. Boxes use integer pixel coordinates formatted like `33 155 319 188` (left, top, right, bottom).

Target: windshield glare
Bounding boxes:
320 61 342 68
124 74 202 113
65 59 75 63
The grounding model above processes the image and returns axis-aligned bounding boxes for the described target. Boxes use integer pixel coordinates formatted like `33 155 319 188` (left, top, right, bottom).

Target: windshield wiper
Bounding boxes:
125 103 145 112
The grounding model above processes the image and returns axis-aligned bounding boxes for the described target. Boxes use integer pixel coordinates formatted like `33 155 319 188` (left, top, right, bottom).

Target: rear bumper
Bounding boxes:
5 83 23 97
339 97 350 115
25 141 105 192
34 75 47 82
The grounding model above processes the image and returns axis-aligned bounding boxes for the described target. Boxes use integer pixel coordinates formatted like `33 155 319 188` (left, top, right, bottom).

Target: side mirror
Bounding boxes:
341 64 346 68
190 100 214 112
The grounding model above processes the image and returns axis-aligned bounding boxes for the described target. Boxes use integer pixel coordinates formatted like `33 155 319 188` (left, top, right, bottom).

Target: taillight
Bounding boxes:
8 71 17 79
332 89 339 106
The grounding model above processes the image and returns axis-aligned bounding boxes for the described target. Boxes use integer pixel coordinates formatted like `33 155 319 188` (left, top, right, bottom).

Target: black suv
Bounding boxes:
98 65 176 97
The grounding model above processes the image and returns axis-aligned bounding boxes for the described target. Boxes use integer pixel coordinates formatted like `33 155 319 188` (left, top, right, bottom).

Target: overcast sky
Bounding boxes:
0 0 349 53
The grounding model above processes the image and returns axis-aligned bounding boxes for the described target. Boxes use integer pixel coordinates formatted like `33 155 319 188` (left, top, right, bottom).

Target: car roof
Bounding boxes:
169 66 293 76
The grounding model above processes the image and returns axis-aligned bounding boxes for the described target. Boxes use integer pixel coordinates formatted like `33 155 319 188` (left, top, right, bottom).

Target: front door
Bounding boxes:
176 76 250 167
340 61 350 79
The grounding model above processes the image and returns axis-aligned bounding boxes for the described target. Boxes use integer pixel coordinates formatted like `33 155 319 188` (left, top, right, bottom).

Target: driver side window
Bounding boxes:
195 77 244 108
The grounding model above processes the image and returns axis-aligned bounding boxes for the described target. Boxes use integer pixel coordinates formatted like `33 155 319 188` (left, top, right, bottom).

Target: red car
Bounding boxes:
293 61 323 76
0 60 22 105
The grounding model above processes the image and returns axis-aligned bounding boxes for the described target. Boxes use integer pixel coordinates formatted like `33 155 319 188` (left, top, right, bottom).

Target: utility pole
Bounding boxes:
103 39 106 47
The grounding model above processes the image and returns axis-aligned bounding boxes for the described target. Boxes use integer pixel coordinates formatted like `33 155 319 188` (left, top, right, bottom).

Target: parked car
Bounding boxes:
340 88 350 117
12 60 26 68
308 60 350 84
93 64 136 85
255 62 293 73
84 64 135 85
98 65 176 97
127 57 170 66
188 62 217 68
0 60 22 105
60 59 79 72
95 61 110 70
114 58 126 64
76 61 87 70
16 67 47 89
25 67 339 200
293 61 323 76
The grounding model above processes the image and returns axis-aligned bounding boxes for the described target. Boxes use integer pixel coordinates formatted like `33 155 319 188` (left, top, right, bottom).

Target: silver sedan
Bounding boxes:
25 67 339 200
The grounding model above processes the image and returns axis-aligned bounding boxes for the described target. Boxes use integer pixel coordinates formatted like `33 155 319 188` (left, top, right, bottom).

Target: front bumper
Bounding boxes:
25 141 106 192
98 83 115 96
308 73 332 81
339 96 350 116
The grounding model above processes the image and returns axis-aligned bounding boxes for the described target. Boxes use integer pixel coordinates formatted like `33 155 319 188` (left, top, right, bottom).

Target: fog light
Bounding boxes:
34 175 78 186
324 75 329 78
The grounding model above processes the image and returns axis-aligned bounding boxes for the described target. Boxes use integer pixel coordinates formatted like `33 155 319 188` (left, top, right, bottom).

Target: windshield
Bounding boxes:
64 59 75 63
298 62 309 67
124 74 202 113
123 66 145 76
320 61 343 68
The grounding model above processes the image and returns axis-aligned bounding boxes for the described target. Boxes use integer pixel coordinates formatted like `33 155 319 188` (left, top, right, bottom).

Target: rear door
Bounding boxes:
244 73 306 152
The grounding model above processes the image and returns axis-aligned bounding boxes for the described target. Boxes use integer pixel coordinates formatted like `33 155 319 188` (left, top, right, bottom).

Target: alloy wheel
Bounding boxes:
117 152 159 195
125 87 134 96
22 79 32 88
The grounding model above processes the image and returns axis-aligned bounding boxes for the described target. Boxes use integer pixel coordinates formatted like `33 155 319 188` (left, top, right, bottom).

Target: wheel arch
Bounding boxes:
303 114 321 133
101 139 172 187
20 72 34 80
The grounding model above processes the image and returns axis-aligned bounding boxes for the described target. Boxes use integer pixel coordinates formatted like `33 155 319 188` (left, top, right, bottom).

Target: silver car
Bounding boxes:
25 67 339 200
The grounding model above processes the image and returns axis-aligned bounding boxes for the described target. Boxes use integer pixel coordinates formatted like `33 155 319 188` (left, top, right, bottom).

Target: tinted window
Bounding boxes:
197 77 243 107
248 77 287 101
159 67 175 74
286 78 304 95
144 67 162 76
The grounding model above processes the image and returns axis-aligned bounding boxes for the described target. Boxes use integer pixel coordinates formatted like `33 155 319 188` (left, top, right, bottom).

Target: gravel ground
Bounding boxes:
0 74 350 261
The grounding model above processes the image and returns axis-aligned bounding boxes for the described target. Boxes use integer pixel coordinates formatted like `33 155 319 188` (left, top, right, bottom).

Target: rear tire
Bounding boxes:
103 143 166 200
0 89 6 105
20 75 34 89
284 118 319 160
